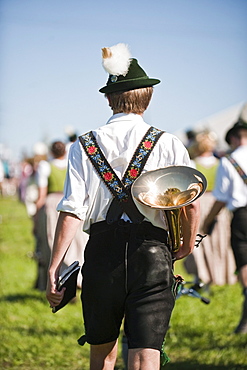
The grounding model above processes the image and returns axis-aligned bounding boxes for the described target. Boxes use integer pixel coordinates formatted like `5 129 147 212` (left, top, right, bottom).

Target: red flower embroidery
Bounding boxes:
88 146 97 155
143 140 152 149
129 168 138 178
103 172 113 181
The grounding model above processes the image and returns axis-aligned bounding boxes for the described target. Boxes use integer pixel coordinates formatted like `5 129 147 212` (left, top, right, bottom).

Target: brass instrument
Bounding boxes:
131 166 207 252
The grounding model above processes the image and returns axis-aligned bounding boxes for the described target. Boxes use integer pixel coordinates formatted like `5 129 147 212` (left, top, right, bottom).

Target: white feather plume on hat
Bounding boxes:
101 43 131 77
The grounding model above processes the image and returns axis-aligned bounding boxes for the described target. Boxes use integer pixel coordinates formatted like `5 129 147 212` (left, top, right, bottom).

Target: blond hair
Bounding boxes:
197 132 217 155
189 131 217 158
107 87 153 114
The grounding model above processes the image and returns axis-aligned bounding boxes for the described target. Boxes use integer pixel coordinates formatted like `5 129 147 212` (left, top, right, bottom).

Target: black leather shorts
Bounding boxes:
231 207 247 270
81 221 175 350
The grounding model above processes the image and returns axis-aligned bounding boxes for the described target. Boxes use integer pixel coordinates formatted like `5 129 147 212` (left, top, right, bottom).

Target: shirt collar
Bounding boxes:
106 113 144 125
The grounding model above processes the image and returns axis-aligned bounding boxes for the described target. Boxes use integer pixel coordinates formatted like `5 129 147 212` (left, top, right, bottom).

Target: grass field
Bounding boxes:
0 196 247 369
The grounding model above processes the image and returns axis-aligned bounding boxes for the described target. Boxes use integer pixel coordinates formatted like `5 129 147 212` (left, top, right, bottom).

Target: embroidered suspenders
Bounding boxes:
225 154 247 185
79 126 164 224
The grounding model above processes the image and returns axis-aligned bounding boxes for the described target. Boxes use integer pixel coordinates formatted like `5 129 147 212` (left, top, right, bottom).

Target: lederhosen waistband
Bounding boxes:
90 220 169 246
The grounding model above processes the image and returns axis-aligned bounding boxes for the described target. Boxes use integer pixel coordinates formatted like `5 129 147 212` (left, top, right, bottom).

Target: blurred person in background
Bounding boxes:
34 140 87 290
65 126 78 159
18 157 37 209
185 129 197 159
0 159 4 196
184 131 237 289
203 103 247 334
0 152 19 197
19 142 48 216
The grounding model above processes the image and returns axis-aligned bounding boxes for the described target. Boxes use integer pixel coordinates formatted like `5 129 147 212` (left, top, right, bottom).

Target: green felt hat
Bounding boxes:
99 44 160 94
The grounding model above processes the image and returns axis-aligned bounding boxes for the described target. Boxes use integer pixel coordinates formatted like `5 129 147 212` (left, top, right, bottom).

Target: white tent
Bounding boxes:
175 102 245 152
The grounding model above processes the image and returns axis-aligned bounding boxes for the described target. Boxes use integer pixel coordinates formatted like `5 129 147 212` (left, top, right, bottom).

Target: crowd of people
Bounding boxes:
183 102 247 335
184 130 237 290
33 139 88 290
1 42 246 369
1 134 88 292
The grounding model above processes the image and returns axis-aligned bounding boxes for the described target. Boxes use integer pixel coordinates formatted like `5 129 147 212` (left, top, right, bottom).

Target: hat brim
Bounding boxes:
99 77 160 94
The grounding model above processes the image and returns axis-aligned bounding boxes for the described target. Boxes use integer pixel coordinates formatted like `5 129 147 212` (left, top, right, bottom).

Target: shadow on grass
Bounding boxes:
167 326 247 351
1 324 80 337
165 363 246 370
0 292 47 303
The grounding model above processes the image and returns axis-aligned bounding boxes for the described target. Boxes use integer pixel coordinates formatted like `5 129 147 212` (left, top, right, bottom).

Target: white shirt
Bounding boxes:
0 160 4 182
213 145 247 211
57 113 191 233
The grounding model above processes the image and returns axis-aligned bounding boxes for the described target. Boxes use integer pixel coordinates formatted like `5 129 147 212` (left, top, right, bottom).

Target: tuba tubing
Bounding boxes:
131 166 207 252
164 208 182 253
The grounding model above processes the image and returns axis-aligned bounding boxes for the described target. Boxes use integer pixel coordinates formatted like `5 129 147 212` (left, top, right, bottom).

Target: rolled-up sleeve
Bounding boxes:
57 141 89 220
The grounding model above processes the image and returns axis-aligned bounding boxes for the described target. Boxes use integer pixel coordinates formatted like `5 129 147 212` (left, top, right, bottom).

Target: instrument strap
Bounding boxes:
225 154 247 185
79 126 164 223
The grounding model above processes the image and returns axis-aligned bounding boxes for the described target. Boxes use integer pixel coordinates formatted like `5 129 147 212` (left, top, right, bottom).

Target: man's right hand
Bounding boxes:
46 272 66 310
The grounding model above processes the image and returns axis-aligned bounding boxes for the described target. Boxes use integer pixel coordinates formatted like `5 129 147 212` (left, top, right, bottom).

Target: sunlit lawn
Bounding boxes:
0 196 246 369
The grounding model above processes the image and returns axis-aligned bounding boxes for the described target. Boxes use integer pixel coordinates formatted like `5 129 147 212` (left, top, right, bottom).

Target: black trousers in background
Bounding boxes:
231 207 247 270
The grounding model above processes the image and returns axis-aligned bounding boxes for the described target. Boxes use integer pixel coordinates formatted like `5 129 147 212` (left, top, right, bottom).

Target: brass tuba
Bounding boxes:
131 166 207 252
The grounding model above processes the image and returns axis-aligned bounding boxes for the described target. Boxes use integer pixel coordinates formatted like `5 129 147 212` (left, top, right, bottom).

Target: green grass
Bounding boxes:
0 197 247 369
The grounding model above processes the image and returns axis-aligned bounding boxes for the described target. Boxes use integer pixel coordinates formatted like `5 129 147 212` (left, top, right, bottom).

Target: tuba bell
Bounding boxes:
131 166 207 252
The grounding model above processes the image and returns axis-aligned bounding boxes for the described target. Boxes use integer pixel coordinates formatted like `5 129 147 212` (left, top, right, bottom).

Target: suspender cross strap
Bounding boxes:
79 126 164 223
225 154 247 185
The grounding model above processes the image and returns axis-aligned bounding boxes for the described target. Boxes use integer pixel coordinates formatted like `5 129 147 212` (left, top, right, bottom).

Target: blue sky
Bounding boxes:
1 0 247 159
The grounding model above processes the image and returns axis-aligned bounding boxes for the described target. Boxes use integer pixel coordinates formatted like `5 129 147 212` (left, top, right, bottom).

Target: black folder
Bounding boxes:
52 261 80 313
